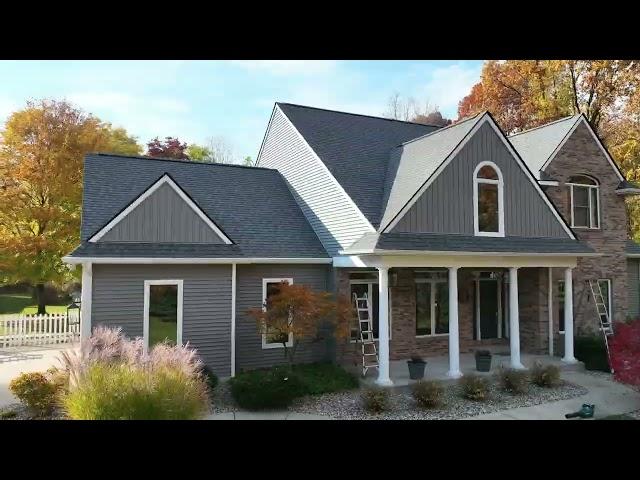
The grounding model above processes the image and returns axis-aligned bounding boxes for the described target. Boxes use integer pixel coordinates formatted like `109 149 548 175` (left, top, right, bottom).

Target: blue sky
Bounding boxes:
0 60 483 162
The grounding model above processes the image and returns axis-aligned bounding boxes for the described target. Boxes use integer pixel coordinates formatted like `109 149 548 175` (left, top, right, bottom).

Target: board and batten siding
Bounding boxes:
391 122 569 238
91 264 232 377
258 106 373 256
627 259 640 319
235 264 331 370
99 183 226 243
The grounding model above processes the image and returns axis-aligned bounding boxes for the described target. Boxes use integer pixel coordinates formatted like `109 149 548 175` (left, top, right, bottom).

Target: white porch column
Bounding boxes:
375 266 393 386
80 262 93 343
447 267 462 378
548 267 554 357
562 267 577 363
509 267 525 369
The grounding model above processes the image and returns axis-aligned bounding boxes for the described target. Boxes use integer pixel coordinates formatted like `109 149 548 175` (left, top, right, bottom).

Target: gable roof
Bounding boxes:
70 154 329 259
379 112 484 231
509 114 625 182
275 102 439 228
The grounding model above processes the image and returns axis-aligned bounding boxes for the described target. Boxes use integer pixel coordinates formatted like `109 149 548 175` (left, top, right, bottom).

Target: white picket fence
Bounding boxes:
0 313 80 348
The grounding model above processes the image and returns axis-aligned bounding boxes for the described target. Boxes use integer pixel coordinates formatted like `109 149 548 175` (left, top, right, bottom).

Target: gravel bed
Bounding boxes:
0 403 67 420
289 380 588 420
209 381 238 414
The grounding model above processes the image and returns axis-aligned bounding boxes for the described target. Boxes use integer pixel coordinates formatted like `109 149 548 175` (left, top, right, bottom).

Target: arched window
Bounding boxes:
567 175 599 229
474 161 504 236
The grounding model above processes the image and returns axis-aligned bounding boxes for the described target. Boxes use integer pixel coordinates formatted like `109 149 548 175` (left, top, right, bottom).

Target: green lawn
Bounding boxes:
0 294 68 315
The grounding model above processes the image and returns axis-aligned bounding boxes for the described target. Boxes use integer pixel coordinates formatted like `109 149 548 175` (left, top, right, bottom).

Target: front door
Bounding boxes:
479 280 499 339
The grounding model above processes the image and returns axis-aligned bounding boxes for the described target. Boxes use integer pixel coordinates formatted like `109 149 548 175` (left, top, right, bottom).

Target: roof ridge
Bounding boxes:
397 110 485 147
88 152 275 171
508 114 580 138
276 102 443 128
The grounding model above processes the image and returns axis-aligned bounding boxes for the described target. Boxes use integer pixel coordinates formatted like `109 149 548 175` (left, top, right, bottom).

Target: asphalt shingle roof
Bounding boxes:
71 154 329 259
508 115 581 179
69 242 244 258
344 232 594 255
277 103 439 228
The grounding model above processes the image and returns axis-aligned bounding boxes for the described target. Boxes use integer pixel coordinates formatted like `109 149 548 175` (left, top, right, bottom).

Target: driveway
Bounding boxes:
0 345 76 408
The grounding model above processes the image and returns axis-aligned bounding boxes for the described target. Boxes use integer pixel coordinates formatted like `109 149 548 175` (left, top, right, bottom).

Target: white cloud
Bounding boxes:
229 60 338 76
420 63 482 116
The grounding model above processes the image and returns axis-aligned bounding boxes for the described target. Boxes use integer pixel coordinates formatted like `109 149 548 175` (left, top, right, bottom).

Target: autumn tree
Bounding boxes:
243 156 254 167
246 282 353 369
384 93 452 126
146 136 189 159
186 136 236 164
0 99 141 313
186 144 213 162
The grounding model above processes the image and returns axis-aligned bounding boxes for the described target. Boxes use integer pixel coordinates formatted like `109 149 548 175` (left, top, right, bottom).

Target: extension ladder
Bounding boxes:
587 280 614 373
353 292 379 377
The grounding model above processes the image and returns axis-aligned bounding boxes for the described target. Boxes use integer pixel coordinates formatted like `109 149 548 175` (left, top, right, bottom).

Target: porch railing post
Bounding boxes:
447 266 462 378
509 267 525 369
375 266 393 386
562 267 577 363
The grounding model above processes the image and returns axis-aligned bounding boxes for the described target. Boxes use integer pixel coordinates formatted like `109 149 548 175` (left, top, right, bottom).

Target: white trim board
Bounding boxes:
88 174 233 244
381 113 576 240
63 256 332 265
540 115 625 182
143 279 183 354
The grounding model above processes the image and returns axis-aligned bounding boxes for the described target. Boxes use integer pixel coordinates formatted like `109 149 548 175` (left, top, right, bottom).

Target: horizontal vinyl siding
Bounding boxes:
236 264 331 371
100 183 225 243
258 107 372 255
392 122 569 238
628 259 640 319
92 264 232 377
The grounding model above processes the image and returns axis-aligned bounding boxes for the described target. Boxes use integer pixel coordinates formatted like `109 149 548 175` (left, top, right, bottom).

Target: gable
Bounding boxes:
389 121 573 239
92 176 231 244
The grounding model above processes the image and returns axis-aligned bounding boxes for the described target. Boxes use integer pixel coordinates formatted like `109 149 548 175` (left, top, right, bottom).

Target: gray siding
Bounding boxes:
236 264 331 371
91 264 232 377
100 183 226 243
258 106 373 255
392 122 569 238
628 259 640 319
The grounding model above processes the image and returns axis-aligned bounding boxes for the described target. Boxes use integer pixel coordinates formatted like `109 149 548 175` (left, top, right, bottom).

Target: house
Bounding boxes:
64 102 640 385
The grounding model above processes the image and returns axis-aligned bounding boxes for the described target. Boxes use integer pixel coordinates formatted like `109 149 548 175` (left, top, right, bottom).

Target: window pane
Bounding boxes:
478 183 499 232
434 282 449 334
598 280 611 322
149 284 178 347
573 186 589 207
569 175 596 185
416 283 431 335
477 165 498 180
265 281 290 344
590 188 599 228
573 206 589 227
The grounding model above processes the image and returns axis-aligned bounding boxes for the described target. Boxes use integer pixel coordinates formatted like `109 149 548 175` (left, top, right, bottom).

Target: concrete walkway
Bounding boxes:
470 371 640 420
205 411 332 420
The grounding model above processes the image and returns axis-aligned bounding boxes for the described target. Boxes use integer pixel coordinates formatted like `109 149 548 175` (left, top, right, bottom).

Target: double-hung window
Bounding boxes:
474 162 504 236
568 175 600 229
143 280 183 352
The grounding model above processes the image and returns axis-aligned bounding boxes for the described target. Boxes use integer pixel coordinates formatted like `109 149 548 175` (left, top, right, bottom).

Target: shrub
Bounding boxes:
459 374 489 401
59 326 210 420
293 362 359 395
0 409 18 419
229 367 305 410
609 319 640 386
361 386 390 414
575 336 610 372
9 372 60 416
411 380 444 409
497 367 529 394
201 366 219 390
530 362 561 388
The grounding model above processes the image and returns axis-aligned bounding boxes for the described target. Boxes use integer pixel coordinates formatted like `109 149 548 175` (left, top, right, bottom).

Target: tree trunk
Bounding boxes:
35 283 46 315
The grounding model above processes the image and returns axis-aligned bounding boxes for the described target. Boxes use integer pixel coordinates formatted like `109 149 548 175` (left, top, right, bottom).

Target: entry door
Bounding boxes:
477 279 499 339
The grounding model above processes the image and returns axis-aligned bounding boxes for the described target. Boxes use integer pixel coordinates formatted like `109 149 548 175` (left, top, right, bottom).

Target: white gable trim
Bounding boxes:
88 174 233 244
382 114 576 240
541 115 625 182
260 104 376 234
63 256 332 265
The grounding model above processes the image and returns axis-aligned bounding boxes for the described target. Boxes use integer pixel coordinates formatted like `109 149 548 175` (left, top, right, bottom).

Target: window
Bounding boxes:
597 279 612 323
261 278 294 349
568 175 600 229
415 271 449 337
473 162 504 237
143 280 183 352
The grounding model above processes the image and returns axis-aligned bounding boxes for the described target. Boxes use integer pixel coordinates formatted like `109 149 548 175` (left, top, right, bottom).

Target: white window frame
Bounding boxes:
415 271 450 338
261 278 294 349
597 278 612 321
473 161 505 237
568 176 600 229
349 278 392 342
143 279 184 354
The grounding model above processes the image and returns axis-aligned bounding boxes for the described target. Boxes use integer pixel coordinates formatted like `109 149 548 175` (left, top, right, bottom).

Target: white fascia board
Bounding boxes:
338 249 601 258
62 256 333 265
88 174 233 244
272 104 376 234
541 115 625 182
539 180 560 187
